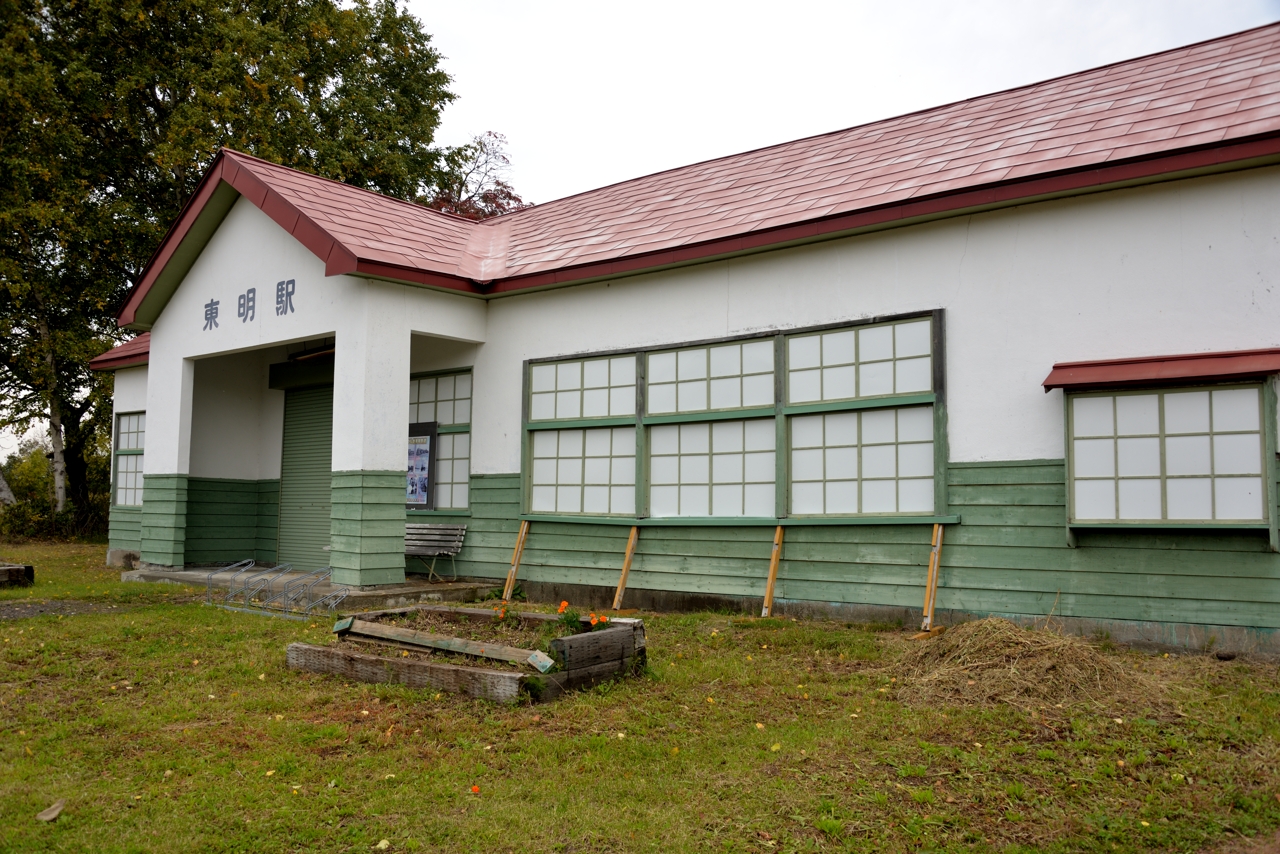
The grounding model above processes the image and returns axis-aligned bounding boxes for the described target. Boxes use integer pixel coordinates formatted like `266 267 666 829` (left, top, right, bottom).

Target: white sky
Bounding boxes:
407 0 1280 205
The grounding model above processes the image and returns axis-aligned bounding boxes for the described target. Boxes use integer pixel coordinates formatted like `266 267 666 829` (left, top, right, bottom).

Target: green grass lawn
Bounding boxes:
3 543 1280 853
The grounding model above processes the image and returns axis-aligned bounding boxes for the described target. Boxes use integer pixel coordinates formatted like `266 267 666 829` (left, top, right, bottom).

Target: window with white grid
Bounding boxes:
787 318 931 404
410 373 471 425
1070 387 1267 522
530 427 636 515
114 412 145 506
530 357 636 421
434 433 470 510
647 340 775 415
650 419 776 517
790 405 934 515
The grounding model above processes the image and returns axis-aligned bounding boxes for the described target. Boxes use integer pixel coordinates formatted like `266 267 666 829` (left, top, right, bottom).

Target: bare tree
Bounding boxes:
425 132 533 220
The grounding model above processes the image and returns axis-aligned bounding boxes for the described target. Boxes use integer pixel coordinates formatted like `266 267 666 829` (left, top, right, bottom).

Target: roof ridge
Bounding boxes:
221 148 485 228
495 20 1280 217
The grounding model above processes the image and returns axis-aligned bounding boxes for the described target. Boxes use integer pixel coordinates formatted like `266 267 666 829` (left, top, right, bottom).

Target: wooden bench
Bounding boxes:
405 523 467 582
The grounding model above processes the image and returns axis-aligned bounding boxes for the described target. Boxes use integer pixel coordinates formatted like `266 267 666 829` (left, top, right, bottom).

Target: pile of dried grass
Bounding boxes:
893 617 1160 711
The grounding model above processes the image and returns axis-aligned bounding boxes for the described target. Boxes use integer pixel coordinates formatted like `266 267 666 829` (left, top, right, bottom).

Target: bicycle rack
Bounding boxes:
206 559 255 605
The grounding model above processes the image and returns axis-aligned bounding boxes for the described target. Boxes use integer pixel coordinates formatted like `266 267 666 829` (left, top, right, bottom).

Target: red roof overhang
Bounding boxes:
88 332 151 371
1043 347 1280 392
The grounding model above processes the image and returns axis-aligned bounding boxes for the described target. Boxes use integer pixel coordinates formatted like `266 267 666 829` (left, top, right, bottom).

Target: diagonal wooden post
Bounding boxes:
611 526 640 611
920 523 945 631
761 525 785 617
502 519 530 601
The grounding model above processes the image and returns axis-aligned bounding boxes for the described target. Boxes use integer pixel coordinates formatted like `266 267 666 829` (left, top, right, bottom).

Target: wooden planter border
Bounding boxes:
286 605 645 703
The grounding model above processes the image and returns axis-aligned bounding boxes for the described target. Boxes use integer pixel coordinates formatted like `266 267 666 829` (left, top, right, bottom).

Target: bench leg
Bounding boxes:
428 556 442 584
451 554 458 581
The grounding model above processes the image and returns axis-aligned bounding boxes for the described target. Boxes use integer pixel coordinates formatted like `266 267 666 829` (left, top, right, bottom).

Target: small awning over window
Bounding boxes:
1043 347 1280 392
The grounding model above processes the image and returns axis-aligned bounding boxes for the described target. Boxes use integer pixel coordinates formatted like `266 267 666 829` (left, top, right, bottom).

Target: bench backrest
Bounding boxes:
405 523 467 557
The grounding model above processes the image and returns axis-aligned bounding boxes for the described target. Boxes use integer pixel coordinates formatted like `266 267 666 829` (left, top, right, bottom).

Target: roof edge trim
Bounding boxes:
1043 346 1280 392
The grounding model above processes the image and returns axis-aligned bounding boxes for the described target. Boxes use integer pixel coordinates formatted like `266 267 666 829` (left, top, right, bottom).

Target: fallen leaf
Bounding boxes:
671 747 679 756
36 799 65 822
266 770 276 777
258 674 265 680
384 774 395 780
756 723 765 730
375 840 391 850
770 743 781 752
470 785 480 793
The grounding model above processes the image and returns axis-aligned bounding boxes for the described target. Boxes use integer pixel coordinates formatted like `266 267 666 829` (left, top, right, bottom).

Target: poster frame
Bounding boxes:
405 421 439 511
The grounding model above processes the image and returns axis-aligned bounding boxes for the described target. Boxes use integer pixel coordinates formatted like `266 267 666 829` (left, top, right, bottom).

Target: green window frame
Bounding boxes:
408 369 472 514
113 411 145 507
520 309 954 526
1065 383 1279 538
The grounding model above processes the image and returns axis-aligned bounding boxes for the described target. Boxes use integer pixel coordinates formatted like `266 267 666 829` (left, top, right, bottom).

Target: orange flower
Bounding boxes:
557 601 569 614
600 615 609 623
471 785 480 794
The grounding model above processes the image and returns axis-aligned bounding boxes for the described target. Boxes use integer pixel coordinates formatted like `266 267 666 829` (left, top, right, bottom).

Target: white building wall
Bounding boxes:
143 198 487 476
188 349 285 480
112 366 148 415
471 165 1280 473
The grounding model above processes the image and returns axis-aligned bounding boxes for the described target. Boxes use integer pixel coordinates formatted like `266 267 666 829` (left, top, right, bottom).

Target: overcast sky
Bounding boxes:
407 0 1280 205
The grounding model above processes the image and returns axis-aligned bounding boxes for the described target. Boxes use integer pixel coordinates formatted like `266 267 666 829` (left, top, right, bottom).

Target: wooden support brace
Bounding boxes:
611 526 639 611
502 519 530 601
920 523 945 631
761 525 785 617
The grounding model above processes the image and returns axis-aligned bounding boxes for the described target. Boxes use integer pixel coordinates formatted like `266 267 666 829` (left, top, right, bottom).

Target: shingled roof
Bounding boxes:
118 21 1280 330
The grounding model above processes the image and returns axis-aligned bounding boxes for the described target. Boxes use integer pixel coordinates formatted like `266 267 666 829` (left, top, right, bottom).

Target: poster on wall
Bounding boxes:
406 422 439 509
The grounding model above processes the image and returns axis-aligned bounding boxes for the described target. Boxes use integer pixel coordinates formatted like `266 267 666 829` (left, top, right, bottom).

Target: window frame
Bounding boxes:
1063 380 1279 545
112 411 146 508
520 309 954 526
406 367 473 517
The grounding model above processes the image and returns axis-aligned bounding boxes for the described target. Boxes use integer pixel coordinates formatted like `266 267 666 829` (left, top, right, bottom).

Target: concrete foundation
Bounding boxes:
123 566 502 612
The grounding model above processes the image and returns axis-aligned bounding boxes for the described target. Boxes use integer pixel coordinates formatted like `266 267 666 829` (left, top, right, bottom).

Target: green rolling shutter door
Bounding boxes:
278 386 333 570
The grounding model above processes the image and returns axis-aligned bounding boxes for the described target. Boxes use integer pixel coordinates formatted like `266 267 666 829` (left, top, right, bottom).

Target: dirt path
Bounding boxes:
1211 830 1280 854
0 600 134 621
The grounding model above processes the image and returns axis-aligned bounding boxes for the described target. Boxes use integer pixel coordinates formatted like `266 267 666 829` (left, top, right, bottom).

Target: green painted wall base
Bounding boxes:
330 471 406 587
108 505 142 554
139 474 189 567
115 477 280 567
435 465 1280 640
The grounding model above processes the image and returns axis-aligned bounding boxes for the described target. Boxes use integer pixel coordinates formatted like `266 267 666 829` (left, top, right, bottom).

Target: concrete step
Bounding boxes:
121 566 502 613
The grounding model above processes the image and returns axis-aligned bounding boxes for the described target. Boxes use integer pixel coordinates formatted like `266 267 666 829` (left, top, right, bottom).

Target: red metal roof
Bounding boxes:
1043 347 1280 391
121 21 1280 326
89 332 150 371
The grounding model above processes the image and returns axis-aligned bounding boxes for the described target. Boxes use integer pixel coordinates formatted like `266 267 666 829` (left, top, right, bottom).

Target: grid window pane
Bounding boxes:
1069 387 1266 522
409 372 473 426
114 413 146 506
649 419 775 517
433 431 471 509
115 413 146 451
649 342 774 415
529 357 637 421
789 405 934 515
114 452 144 506
787 318 931 404
529 427 636 515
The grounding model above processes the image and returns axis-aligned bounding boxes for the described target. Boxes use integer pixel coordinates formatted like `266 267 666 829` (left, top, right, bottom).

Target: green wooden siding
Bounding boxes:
257 479 280 562
139 474 188 566
278 386 334 571
330 471 406 586
108 506 142 553
434 462 1280 631
185 478 260 564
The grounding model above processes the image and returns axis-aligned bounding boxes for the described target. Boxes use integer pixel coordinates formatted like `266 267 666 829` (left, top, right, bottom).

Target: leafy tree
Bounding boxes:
0 0 500 533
